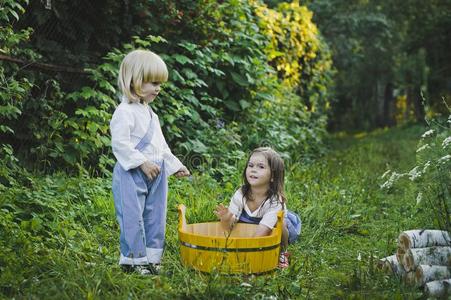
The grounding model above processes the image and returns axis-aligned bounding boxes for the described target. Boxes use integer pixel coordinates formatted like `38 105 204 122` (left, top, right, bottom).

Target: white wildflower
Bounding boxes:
438 155 451 164
357 252 361 261
442 136 451 149
380 172 403 189
421 129 434 138
381 170 391 179
416 192 423 205
448 115 451 124
422 161 431 173
408 166 422 181
416 144 430 153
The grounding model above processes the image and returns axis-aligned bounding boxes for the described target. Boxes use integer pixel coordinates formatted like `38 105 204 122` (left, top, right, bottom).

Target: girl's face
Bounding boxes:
245 153 271 188
140 82 161 103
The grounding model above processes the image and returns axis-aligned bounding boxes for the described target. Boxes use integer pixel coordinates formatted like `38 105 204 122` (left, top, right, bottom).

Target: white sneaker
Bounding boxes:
121 264 154 275
135 265 153 275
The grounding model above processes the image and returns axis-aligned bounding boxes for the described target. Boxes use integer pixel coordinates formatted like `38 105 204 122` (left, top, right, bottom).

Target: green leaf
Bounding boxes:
171 70 185 83
10 10 19 21
87 122 99 133
173 54 193 65
147 35 168 43
165 115 175 124
190 139 208 153
0 125 14 134
239 100 251 110
31 217 43 232
230 71 248 87
181 68 198 80
256 92 275 102
55 142 64 153
224 100 240 111
80 87 95 99
178 42 197 51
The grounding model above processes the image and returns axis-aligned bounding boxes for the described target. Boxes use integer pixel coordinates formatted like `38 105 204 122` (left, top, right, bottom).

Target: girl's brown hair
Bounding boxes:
241 147 286 210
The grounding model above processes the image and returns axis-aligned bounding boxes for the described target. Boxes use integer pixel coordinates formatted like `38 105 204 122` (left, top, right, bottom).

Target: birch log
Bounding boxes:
379 255 405 277
402 246 451 272
424 279 451 298
415 265 451 287
405 271 416 285
398 230 451 251
396 247 406 265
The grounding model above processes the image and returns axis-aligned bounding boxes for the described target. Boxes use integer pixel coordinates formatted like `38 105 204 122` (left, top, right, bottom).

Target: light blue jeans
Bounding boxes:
112 161 168 265
285 210 302 244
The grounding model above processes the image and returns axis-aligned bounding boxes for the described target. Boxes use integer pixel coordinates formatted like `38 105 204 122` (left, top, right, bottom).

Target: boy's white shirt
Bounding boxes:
110 100 183 175
228 189 285 229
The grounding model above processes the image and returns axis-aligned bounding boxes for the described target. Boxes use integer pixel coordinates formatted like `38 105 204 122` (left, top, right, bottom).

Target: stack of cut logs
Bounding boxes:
379 229 451 298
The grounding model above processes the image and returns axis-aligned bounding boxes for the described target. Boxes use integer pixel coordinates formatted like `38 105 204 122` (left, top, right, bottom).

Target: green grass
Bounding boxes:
0 125 432 299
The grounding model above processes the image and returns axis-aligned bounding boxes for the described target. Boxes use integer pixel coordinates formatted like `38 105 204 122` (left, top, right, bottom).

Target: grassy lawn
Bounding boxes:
0 125 431 299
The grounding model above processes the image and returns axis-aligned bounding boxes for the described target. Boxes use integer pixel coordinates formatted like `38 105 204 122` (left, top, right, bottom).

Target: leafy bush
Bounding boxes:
0 0 34 183
244 0 333 162
2 0 333 176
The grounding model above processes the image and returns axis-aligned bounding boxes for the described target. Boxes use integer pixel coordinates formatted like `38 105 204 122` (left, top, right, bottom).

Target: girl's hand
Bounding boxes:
174 165 190 178
215 204 235 231
214 204 231 220
140 161 160 180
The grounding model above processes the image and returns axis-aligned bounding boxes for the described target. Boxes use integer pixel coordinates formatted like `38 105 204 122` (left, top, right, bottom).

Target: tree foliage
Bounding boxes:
0 0 34 183
305 0 451 130
255 0 333 114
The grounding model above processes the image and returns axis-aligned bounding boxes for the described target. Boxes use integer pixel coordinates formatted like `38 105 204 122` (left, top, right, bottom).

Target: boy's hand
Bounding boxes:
174 165 190 178
140 161 160 180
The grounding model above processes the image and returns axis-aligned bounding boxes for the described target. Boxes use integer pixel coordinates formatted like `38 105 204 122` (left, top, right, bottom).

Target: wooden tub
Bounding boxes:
177 204 283 274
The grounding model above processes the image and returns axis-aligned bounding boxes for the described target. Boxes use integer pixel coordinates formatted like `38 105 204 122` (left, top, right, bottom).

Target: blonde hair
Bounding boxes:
118 49 168 103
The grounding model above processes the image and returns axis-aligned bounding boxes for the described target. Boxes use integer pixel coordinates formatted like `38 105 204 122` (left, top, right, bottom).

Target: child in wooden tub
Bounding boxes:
214 147 301 269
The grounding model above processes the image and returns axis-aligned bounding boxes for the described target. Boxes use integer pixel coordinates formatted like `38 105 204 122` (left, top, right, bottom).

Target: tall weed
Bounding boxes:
381 101 451 231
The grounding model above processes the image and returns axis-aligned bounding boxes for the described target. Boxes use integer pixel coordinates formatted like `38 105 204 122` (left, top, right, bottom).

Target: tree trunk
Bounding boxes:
406 85 425 122
424 279 451 298
415 265 451 287
376 80 385 127
404 86 414 121
412 85 425 122
382 82 395 126
402 246 451 272
398 230 451 251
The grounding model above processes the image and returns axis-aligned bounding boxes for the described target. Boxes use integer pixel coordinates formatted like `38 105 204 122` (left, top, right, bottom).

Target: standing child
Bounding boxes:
110 49 190 275
214 147 301 269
